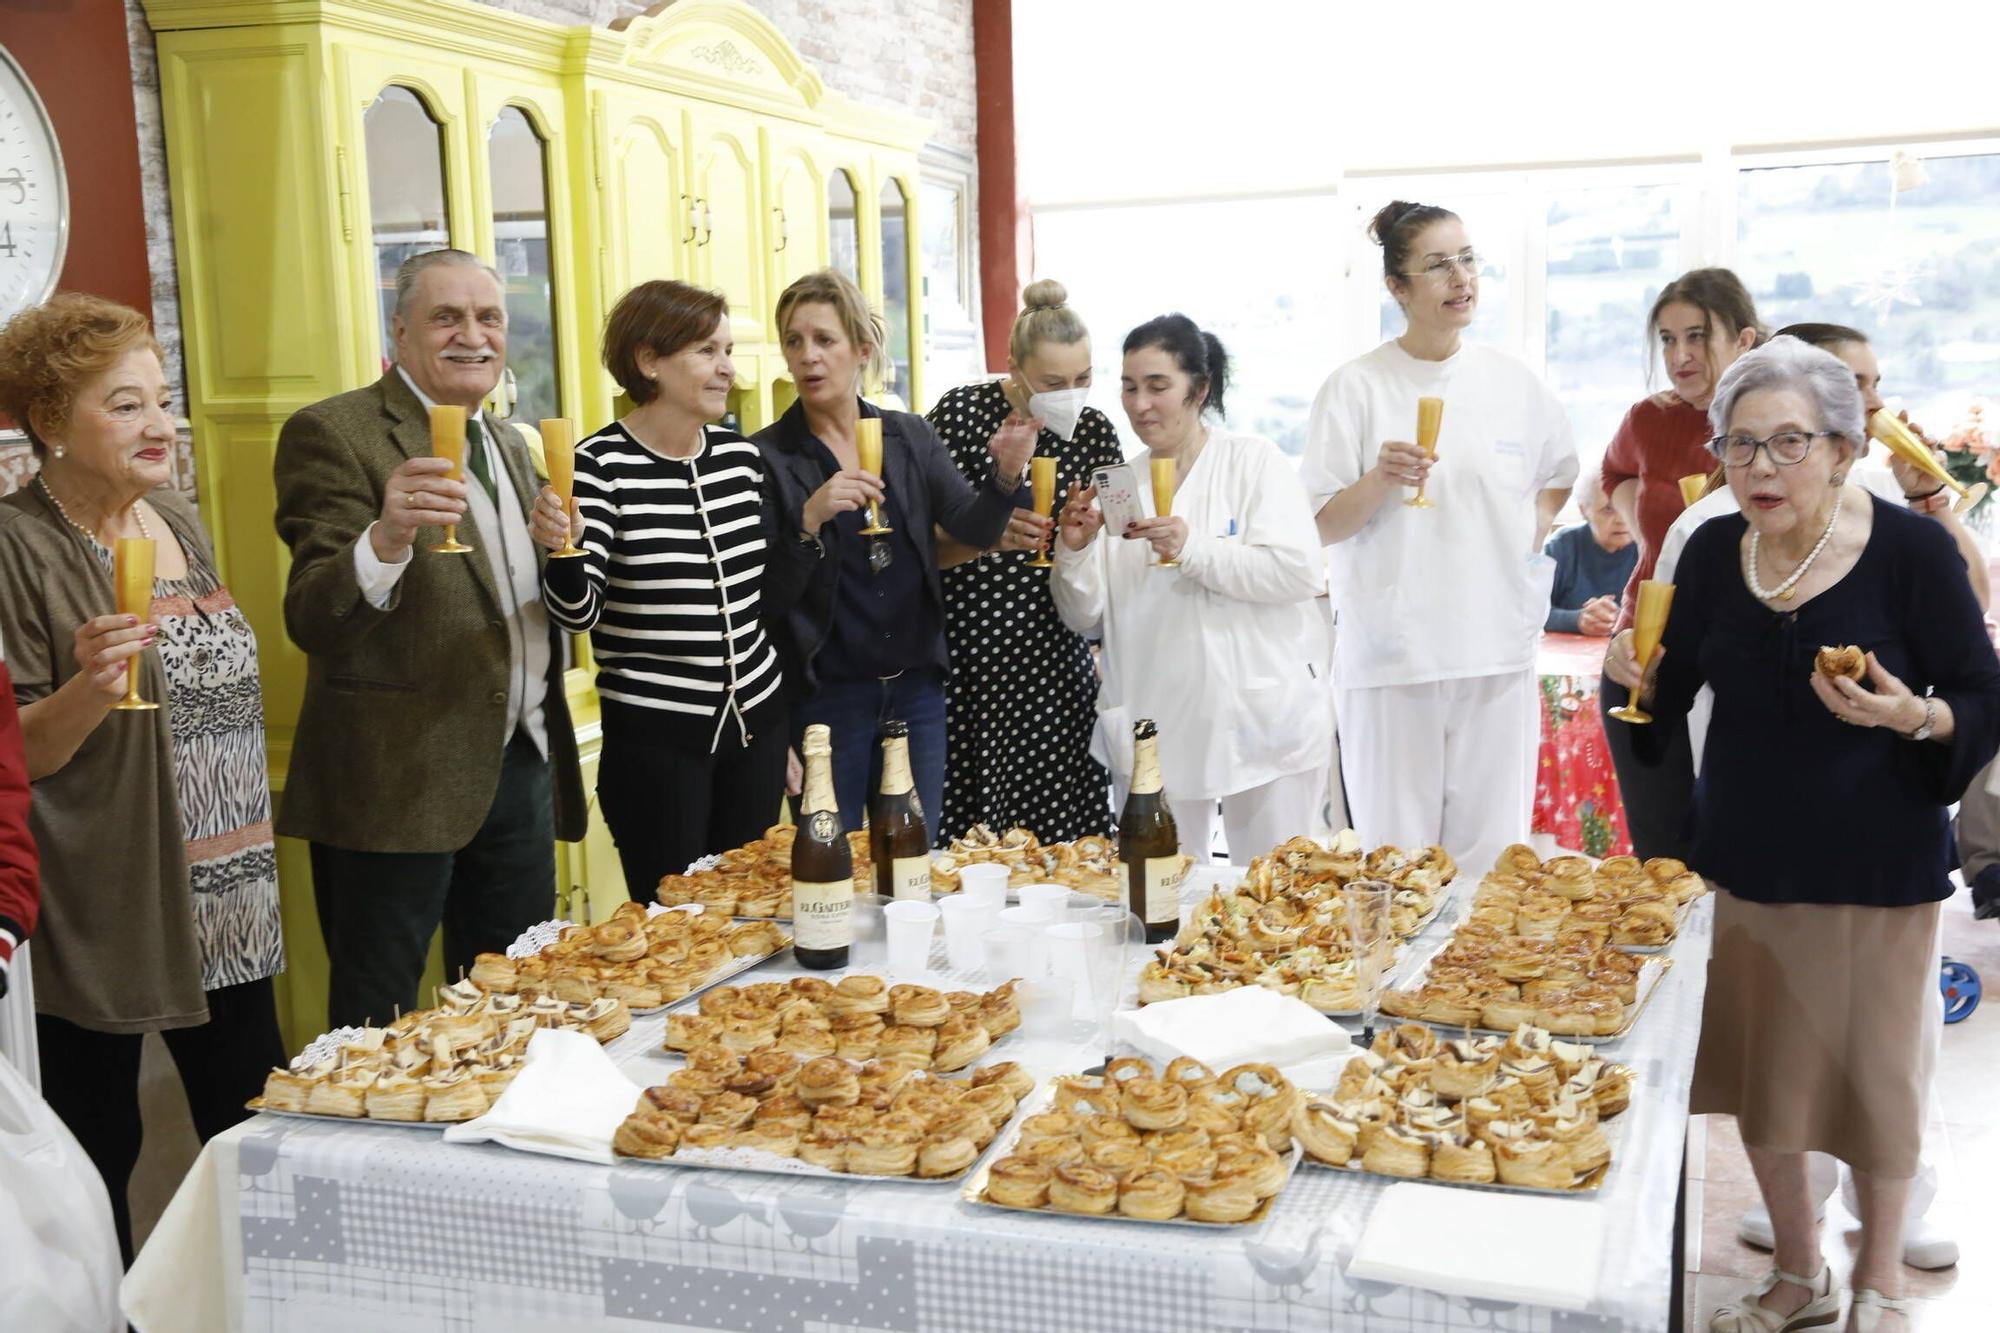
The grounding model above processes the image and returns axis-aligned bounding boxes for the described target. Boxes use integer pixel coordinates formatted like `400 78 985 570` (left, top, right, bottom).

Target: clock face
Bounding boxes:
0 45 68 322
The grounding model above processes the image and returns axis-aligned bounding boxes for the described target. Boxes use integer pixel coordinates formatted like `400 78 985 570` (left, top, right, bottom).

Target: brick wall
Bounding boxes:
124 0 977 408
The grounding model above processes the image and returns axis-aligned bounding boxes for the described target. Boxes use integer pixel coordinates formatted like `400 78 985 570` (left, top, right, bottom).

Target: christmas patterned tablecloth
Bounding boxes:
1534 633 1633 858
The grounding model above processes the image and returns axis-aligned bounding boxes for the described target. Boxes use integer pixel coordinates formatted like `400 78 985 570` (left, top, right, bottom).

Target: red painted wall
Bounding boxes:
1 0 153 317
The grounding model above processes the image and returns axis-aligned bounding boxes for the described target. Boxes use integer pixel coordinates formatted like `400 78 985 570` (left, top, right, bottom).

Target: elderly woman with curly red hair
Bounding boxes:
0 294 285 1262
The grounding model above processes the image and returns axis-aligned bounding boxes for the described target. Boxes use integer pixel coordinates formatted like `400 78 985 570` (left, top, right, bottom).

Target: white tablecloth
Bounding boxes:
124 892 1712 1333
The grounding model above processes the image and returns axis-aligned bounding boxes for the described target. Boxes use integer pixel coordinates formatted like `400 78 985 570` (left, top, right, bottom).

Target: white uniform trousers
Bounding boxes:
1335 668 1537 877
1166 766 1330 866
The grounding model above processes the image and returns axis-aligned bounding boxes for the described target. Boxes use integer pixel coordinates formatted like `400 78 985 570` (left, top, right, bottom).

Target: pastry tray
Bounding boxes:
958 1087 1303 1228
1296 1083 1635 1196
614 1079 1032 1186
244 1101 452 1129
504 911 792 1015
1382 942 1673 1046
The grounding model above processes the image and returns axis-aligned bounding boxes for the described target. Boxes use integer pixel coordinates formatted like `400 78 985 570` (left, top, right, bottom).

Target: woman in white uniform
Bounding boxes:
1053 314 1329 861
1301 200 1577 876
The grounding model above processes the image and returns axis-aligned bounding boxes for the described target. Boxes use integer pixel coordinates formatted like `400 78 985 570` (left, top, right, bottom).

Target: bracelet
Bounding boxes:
1904 485 1946 502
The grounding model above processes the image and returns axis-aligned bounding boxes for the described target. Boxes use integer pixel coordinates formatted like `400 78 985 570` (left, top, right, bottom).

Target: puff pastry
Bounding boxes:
1181 1172 1259 1223
1115 1166 1186 1221
971 1061 1036 1103
916 1130 979 1178
796 1057 862 1109
986 1154 1053 1207
848 1128 919 1177
1048 1163 1118 1215
1430 1137 1497 1184
612 1112 681 1159
1291 1101 1358 1165
260 1068 315 1114
1120 1078 1189 1131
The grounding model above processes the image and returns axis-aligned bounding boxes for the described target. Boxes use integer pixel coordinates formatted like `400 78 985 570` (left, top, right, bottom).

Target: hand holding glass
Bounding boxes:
429 405 473 554
1150 457 1180 567
1405 396 1443 508
112 537 159 712
855 417 891 535
542 417 584 559
1609 579 1675 724
1028 456 1056 568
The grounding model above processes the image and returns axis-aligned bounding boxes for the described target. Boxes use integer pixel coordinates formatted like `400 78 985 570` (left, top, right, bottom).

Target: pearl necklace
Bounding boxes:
1746 487 1843 603
37 473 153 546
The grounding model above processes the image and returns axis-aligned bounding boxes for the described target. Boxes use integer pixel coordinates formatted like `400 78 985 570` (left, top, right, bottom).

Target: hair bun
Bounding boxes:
1367 200 1423 247
1021 278 1068 312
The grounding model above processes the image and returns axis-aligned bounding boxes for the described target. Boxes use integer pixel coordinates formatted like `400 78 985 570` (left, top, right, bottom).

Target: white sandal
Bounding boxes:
1708 1264 1840 1332
1848 1288 1913 1332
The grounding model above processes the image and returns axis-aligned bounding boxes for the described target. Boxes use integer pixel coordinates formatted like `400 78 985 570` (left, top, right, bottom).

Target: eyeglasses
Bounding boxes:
1709 430 1842 468
1400 250 1480 281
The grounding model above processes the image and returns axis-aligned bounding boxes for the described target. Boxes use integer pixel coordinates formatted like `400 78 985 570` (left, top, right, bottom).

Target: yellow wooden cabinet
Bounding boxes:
143 0 930 1049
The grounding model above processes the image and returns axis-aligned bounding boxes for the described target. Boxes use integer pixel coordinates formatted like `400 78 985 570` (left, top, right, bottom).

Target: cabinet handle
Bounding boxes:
681 194 697 246
772 205 788 253
700 198 713 248
335 146 355 242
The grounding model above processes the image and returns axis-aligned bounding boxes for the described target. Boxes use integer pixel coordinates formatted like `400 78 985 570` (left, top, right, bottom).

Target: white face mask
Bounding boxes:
1027 385 1089 442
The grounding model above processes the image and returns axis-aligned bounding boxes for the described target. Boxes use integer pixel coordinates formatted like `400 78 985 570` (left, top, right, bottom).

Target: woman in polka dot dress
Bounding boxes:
929 281 1125 841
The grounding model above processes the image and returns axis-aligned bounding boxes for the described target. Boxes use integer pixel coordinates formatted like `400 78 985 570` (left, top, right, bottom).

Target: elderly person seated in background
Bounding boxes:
0 294 286 1263
1542 472 1635 636
1608 336 2000 1333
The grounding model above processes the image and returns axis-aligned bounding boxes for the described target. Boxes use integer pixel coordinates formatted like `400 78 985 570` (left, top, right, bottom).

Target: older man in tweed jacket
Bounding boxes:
275 249 583 1030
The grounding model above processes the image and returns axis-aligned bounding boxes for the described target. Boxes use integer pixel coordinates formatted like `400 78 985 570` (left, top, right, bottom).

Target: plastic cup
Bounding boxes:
956 863 1011 912
996 904 1048 932
1043 921 1101 1021
883 899 939 976
1017 883 1070 924
983 921 1042 984
936 895 986 973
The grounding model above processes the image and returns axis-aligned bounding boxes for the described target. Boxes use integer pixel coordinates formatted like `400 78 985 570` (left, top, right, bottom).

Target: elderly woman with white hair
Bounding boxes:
1609 335 2000 1333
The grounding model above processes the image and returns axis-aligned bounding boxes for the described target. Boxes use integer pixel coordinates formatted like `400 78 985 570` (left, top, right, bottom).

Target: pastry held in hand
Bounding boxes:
1815 644 1866 682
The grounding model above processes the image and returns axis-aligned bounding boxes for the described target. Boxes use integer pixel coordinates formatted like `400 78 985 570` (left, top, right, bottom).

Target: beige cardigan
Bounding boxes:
0 482 208 1033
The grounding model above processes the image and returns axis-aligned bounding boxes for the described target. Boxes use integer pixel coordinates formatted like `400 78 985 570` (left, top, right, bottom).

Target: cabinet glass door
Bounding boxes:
879 178 913 400
488 104 561 423
828 169 860 286
363 85 451 365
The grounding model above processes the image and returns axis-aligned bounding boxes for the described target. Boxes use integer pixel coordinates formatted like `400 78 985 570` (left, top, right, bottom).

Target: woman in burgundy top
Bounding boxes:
1597 269 1761 859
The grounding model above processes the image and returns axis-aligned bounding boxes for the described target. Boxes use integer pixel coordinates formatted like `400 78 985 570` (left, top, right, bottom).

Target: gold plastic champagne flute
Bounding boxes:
1609 578 1675 724
429 404 473 554
1868 409 1984 515
1405 396 1443 508
1678 472 1709 508
1150 456 1180 567
855 416 891 535
1027 455 1057 569
542 417 584 559
112 536 159 712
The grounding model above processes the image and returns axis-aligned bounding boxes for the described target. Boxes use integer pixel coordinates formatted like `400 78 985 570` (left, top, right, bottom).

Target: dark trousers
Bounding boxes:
598 701 790 904
1600 677 1695 861
37 976 284 1265
312 731 555 1029
794 669 947 845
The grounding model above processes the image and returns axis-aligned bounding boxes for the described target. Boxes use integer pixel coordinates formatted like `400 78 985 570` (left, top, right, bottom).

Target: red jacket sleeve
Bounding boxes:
1598 402 1644 493
0 660 40 996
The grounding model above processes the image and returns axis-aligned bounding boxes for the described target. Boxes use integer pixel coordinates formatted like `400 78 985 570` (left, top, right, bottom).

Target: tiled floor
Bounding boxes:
1683 890 2000 1330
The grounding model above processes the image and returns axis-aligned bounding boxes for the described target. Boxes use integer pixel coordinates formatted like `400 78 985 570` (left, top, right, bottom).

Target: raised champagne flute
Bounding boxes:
1342 879 1393 1046
1150 455 1180 567
1868 408 1983 513
1678 472 1709 508
1405 395 1443 509
429 404 473 554
542 416 584 559
1609 578 1675 724
1027 455 1057 569
855 416 891 535
112 536 160 712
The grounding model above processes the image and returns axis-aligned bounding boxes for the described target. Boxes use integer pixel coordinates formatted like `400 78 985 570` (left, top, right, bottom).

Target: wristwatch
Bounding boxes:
1904 695 1938 742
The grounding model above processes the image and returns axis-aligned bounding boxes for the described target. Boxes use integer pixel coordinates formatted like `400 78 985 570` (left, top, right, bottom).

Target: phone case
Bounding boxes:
1091 463 1144 533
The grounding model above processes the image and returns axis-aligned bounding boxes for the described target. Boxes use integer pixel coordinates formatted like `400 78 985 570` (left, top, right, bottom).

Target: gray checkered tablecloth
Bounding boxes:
125 894 1711 1333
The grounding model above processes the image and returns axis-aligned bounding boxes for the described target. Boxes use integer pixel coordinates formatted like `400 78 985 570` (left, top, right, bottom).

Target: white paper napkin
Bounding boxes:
1348 1183 1606 1311
1110 986 1353 1074
442 1029 643 1165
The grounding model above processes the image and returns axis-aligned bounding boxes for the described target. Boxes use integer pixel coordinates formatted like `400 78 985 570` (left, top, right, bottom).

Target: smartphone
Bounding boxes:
1091 463 1144 533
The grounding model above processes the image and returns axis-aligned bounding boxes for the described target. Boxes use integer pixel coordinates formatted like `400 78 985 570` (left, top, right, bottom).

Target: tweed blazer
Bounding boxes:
273 370 584 852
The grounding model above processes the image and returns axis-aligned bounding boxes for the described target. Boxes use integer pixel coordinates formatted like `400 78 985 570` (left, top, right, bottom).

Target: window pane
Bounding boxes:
828 170 860 286
1545 183 1681 470
488 105 560 422
920 178 980 388
1737 152 2000 428
879 178 913 399
363 86 450 366
1031 194 1344 458
920 181 964 311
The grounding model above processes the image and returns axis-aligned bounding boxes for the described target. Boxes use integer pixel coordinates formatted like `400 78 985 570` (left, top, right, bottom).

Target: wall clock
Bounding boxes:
0 43 69 323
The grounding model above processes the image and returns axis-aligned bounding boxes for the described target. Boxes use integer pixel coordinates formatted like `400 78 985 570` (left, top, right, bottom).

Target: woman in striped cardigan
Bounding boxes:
538 280 831 902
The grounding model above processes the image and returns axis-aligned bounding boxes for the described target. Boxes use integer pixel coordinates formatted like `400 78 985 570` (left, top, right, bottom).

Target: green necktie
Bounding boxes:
464 417 498 503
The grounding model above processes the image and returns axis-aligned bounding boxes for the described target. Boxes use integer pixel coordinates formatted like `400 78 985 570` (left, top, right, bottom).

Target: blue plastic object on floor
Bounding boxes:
1941 958 1980 1023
